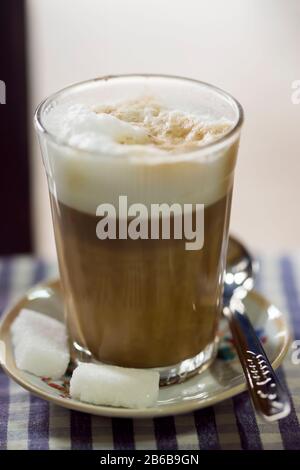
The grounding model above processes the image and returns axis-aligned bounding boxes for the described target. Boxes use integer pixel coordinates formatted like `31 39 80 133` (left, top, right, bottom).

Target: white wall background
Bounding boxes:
27 0 300 259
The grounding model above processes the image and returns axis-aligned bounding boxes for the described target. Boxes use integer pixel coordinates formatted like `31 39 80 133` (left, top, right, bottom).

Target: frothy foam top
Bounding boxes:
42 98 239 214
44 98 232 156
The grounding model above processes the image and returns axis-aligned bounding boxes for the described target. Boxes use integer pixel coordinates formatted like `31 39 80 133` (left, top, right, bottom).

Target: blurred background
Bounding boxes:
1 0 300 259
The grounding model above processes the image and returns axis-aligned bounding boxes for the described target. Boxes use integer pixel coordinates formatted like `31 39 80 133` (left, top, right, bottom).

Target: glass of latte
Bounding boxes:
35 75 243 384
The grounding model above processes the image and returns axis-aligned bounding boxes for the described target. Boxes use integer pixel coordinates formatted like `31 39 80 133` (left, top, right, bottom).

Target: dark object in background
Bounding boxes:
0 0 32 255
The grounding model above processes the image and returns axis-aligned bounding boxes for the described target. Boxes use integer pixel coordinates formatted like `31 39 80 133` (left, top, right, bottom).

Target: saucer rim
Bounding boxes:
0 279 292 419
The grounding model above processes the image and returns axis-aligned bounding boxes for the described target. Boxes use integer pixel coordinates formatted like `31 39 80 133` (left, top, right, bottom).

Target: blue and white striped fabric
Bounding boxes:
0 255 299 450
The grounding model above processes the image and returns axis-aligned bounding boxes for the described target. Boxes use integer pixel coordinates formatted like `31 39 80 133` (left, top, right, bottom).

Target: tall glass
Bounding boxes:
35 75 243 384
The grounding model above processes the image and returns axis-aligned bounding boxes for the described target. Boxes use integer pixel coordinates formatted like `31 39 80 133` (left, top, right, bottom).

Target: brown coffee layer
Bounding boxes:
50 192 232 368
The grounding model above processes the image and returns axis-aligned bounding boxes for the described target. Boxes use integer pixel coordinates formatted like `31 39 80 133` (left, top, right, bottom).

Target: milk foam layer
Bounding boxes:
43 99 239 214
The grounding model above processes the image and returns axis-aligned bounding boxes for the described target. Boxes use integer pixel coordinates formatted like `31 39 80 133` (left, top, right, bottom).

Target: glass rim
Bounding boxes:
34 73 244 159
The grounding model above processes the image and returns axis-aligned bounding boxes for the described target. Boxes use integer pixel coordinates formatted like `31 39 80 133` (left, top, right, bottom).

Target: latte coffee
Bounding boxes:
35 76 242 383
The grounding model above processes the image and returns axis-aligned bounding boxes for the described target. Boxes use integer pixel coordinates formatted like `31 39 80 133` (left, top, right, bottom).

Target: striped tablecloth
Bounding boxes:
0 255 299 450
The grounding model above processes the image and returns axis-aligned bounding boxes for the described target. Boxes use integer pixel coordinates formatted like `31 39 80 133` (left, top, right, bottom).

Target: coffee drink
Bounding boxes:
51 192 231 368
36 76 242 381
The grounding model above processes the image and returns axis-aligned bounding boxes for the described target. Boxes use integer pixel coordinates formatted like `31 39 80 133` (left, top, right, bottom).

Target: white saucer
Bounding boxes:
0 280 291 418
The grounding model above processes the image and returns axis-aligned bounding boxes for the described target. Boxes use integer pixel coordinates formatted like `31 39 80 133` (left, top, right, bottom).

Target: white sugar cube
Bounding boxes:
11 309 70 379
70 363 160 408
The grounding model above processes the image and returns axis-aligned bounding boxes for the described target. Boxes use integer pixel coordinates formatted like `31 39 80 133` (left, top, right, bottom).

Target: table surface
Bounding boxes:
0 255 300 450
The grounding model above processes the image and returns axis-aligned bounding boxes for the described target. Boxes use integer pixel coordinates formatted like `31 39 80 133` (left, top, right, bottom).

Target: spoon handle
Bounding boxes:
223 298 291 422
